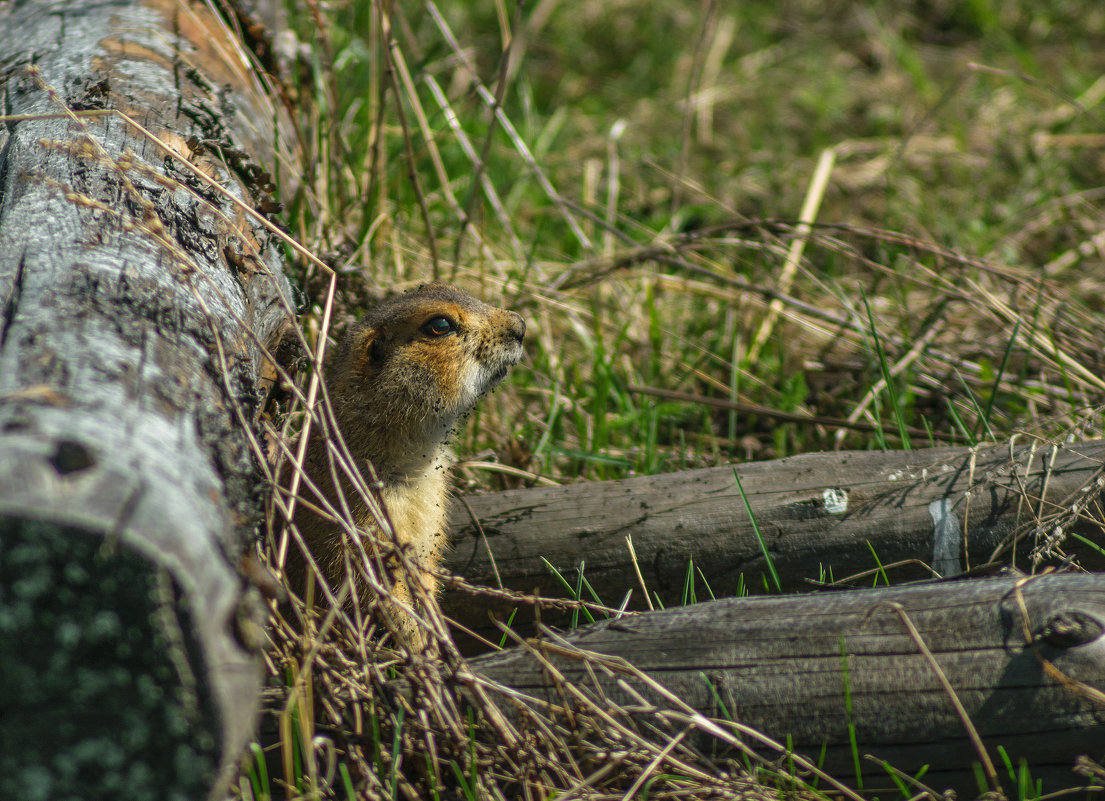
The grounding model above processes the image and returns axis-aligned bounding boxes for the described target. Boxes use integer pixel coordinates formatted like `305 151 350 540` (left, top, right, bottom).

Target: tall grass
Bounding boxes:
279 0 1105 485
256 1 1105 798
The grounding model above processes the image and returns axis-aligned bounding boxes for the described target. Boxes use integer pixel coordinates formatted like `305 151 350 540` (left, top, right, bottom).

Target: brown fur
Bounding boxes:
282 283 525 643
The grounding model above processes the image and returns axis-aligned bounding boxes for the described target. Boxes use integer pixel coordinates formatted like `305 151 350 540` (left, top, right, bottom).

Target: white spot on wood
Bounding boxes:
822 488 848 514
929 498 962 577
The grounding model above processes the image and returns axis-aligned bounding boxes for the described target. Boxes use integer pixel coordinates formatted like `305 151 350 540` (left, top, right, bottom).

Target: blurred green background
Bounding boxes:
281 0 1105 482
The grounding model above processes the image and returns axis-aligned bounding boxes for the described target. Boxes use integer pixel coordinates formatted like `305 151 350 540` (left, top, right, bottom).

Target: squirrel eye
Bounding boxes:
422 316 455 336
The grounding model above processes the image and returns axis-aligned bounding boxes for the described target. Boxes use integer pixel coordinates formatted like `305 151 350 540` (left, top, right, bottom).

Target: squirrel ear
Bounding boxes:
352 326 386 366
338 325 380 377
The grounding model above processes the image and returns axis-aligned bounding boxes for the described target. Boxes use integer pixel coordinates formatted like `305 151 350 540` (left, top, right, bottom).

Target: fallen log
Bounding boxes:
444 438 1105 638
466 572 1105 796
0 2 294 798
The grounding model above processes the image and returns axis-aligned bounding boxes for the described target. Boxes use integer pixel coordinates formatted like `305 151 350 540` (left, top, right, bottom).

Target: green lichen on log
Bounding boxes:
0 519 219 801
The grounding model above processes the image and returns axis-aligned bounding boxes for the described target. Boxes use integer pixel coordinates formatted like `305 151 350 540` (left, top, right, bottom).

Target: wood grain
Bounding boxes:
444 439 1105 639
467 572 1105 795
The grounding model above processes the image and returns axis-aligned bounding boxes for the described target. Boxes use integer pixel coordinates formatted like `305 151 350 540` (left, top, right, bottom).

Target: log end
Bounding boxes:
0 518 224 799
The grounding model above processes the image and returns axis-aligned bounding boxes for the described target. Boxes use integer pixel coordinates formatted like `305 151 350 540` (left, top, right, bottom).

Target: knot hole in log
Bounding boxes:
1036 610 1104 649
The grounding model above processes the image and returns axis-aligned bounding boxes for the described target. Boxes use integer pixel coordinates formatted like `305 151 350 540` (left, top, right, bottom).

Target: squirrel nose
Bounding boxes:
508 312 526 343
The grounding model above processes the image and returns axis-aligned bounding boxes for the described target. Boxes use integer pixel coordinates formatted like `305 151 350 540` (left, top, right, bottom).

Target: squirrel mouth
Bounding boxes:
480 345 523 393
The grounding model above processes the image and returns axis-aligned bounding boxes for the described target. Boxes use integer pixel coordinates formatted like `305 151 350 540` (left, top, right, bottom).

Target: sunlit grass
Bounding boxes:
258 0 1105 798
279 0 1105 488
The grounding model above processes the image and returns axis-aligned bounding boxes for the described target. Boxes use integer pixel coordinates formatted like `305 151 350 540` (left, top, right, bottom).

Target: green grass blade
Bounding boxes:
696 565 717 601
976 319 1020 440
944 396 976 445
1070 532 1105 559
862 288 911 450
248 742 270 801
340 763 357 801
578 571 608 615
389 706 405 800
699 672 734 721
539 557 576 594
572 561 585 628
954 366 994 442
497 607 519 650
449 761 472 799
733 468 782 593
865 541 891 587
540 557 596 626
681 557 696 605
839 635 862 791
880 760 911 798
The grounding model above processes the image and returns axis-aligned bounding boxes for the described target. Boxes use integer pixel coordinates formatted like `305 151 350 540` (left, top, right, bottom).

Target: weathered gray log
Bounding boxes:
468 573 1105 795
444 439 1105 638
0 2 293 798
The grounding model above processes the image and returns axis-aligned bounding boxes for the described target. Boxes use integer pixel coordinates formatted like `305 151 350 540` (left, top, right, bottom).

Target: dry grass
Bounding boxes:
247 1 1105 799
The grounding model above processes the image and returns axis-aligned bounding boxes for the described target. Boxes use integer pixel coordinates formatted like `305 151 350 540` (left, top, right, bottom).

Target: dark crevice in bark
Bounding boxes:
0 121 15 213
0 250 25 348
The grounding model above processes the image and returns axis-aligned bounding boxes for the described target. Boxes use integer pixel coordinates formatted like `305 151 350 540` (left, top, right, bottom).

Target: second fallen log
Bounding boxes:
444 439 1105 637
467 572 1105 796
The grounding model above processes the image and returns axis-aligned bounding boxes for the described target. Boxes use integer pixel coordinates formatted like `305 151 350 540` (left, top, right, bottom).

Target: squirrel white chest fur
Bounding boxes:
286 282 525 637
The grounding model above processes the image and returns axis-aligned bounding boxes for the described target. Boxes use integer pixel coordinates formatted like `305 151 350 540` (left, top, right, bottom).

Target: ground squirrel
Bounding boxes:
284 283 525 640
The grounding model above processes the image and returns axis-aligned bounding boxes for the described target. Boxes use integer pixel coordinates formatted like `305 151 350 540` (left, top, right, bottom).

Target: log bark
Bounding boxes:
0 2 293 798
444 439 1105 638
467 573 1105 796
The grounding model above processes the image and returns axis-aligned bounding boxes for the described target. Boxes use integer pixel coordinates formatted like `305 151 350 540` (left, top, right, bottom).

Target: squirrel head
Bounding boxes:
327 283 525 473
